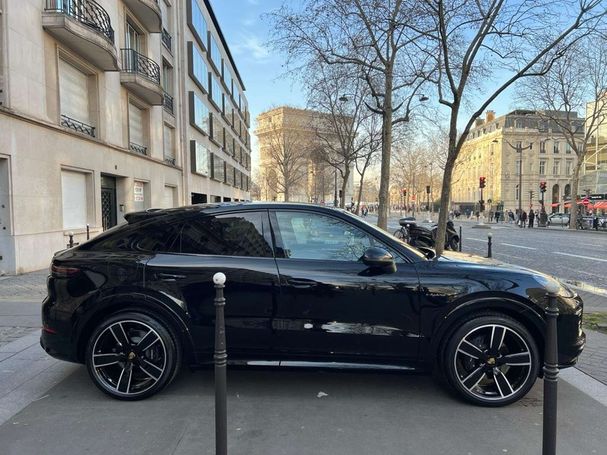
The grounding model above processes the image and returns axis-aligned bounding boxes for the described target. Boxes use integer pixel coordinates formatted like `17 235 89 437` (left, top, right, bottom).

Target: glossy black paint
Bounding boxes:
41 203 585 373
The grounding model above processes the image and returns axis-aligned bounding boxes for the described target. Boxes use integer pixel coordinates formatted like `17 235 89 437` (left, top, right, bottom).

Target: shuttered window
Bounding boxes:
162 186 177 208
129 102 145 146
61 170 88 229
163 124 174 158
59 59 90 124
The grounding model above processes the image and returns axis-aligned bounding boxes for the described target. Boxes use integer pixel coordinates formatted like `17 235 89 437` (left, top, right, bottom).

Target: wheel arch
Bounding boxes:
75 292 196 364
429 295 545 365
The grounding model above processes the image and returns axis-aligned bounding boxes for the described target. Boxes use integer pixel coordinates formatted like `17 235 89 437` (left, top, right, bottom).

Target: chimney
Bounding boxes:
475 118 484 127
486 110 495 122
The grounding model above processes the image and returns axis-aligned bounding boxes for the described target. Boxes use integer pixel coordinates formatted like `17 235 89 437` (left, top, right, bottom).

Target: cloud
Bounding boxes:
232 34 270 61
246 0 259 5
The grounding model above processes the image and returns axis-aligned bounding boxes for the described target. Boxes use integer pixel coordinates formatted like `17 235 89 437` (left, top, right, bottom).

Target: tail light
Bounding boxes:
51 263 81 278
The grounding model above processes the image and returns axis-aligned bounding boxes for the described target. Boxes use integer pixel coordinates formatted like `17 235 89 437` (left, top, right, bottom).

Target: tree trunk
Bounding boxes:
569 159 583 230
340 166 350 208
355 165 368 215
377 68 394 230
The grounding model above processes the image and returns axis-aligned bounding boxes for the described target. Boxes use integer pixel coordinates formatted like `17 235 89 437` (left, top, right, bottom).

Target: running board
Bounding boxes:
230 360 416 371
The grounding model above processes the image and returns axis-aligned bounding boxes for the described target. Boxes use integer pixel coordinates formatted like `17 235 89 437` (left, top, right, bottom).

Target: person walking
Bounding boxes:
521 210 528 228
528 209 535 228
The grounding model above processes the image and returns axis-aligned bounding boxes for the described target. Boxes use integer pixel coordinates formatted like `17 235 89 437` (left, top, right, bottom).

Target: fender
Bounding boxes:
74 290 196 363
424 293 546 360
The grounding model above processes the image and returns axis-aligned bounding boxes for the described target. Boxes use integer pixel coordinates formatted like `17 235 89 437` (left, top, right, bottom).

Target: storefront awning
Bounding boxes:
594 201 607 210
550 202 560 207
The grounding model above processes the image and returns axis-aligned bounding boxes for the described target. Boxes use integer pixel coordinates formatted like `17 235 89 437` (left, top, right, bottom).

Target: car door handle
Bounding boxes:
287 278 317 289
157 272 187 281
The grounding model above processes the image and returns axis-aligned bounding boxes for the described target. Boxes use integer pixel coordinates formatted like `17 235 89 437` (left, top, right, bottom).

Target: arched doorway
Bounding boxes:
564 184 571 213
552 184 560 213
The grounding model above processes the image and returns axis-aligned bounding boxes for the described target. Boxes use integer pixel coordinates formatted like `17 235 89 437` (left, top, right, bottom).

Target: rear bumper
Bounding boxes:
41 295 81 363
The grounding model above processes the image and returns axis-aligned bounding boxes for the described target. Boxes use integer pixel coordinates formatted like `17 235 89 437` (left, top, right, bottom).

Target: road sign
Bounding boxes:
582 197 590 206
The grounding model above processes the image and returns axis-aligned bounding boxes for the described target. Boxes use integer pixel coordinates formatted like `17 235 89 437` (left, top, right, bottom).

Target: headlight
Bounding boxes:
533 275 575 298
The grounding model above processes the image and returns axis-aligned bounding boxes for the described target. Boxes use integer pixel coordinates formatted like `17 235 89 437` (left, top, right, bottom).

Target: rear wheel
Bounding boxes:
394 228 405 240
442 314 539 406
85 312 181 400
448 237 459 251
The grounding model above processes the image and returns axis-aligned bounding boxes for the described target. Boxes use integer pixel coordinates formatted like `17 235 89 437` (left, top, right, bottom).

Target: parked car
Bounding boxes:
41 203 585 406
547 213 570 226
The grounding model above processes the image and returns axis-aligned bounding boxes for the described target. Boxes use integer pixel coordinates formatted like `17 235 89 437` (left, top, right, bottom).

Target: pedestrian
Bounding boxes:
528 210 535 228
489 210 494 223
520 210 527 228
475 210 480 222
495 211 501 223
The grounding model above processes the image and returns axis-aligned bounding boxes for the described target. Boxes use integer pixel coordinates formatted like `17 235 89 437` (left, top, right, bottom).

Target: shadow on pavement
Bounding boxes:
0 365 605 455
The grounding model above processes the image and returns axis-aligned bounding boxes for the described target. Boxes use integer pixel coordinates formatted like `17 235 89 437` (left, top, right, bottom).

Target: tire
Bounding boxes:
85 311 181 400
448 237 459 251
394 229 404 239
441 314 539 407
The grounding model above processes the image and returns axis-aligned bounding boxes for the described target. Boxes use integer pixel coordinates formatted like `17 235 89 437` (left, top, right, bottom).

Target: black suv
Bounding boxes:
41 203 585 406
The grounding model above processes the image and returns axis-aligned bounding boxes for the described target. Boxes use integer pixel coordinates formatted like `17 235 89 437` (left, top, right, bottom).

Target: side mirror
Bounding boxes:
362 247 396 271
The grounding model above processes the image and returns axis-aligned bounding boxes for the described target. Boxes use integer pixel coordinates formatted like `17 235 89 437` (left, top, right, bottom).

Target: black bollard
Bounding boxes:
542 283 560 455
487 232 492 258
213 272 228 455
86 224 90 240
68 232 74 248
458 226 462 252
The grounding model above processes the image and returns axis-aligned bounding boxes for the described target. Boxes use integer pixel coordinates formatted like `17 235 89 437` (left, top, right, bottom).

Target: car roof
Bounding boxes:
123 202 347 224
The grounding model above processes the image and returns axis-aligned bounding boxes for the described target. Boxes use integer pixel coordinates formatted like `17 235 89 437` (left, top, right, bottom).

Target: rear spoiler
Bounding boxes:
124 208 166 224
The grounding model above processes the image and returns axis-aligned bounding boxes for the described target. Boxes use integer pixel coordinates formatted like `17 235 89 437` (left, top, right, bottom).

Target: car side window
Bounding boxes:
275 211 380 261
85 219 181 252
177 211 273 257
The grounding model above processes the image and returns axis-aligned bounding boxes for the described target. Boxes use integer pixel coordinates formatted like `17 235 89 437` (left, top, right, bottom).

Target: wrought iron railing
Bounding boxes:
163 91 174 114
161 28 172 51
45 0 114 43
121 48 160 84
129 142 147 155
60 114 95 137
164 156 176 166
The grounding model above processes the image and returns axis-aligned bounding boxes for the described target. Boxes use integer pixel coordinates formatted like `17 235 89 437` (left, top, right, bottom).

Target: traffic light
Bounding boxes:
426 185 431 194
402 189 407 197
539 181 547 193
479 176 486 189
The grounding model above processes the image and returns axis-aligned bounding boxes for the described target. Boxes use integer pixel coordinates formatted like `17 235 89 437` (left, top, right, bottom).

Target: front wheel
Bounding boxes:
442 314 539 407
85 312 181 400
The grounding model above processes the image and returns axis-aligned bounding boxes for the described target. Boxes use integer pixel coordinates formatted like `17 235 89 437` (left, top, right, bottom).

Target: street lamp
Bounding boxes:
498 139 533 226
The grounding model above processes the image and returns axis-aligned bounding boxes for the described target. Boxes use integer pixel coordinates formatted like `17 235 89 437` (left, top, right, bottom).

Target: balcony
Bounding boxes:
42 0 119 71
164 156 176 166
161 28 172 52
129 142 148 156
122 0 161 32
163 91 174 115
60 114 95 137
120 48 163 105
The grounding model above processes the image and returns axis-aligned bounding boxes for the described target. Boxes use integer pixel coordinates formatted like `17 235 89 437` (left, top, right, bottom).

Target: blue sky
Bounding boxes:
210 0 516 166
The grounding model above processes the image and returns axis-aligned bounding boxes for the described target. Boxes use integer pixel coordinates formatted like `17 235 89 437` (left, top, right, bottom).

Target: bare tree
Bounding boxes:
354 115 382 214
306 64 376 208
269 0 434 229
262 125 308 201
418 0 607 255
517 37 607 229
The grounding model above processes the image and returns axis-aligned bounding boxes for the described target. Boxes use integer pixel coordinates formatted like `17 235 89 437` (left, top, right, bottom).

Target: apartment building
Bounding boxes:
0 0 251 274
451 110 582 214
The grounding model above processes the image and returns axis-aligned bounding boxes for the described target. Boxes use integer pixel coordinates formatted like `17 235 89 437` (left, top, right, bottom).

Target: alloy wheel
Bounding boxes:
453 324 533 402
90 319 167 397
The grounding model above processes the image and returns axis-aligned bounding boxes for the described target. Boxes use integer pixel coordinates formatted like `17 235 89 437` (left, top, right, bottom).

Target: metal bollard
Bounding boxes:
86 224 90 240
487 232 492 258
68 231 74 248
458 226 462 252
542 283 560 455
213 272 228 455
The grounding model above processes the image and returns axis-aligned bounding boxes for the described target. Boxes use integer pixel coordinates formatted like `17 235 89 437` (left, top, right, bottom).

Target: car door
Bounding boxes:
145 210 279 358
269 209 421 362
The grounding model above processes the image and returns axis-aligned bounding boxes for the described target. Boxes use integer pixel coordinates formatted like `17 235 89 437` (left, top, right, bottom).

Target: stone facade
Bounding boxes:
0 0 251 274
451 110 582 215
255 106 353 205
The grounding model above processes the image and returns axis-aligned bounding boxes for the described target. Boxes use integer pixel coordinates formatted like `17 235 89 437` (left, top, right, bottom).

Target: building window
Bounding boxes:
58 58 95 137
211 153 225 182
552 159 560 175
224 69 233 96
515 159 521 175
565 143 572 154
553 141 559 153
565 160 573 175
515 184 520 201
210 74 222 109
539 160 546 175
162 185 177 209
226 164 235 186
191 140 210 176
188 42 208 92
128 101 147 155
162 61 172 94
126 21 142 53
540 141 546 153
61 170 89 229
189 92 210 135
188 0 208 50
163 124 175 164
209 34 222 72
211 113 222 143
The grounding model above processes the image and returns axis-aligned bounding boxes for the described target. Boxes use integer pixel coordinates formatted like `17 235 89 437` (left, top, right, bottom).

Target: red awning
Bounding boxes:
551 202 560 207
594 201 607 210
565 200 595 209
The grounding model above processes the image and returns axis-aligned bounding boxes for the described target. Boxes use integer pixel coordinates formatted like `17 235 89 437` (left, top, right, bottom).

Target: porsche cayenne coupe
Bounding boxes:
41 203 585 406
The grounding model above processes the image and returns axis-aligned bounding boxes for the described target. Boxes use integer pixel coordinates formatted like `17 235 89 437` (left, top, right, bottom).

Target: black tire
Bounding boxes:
441 314 539 407
85 312 181 400
448 237 459 251
394 229 405 240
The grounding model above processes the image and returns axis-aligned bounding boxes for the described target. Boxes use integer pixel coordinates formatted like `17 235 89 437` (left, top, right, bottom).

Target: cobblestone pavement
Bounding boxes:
577 329 607 386
0 327 38 349
0 269 47 300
